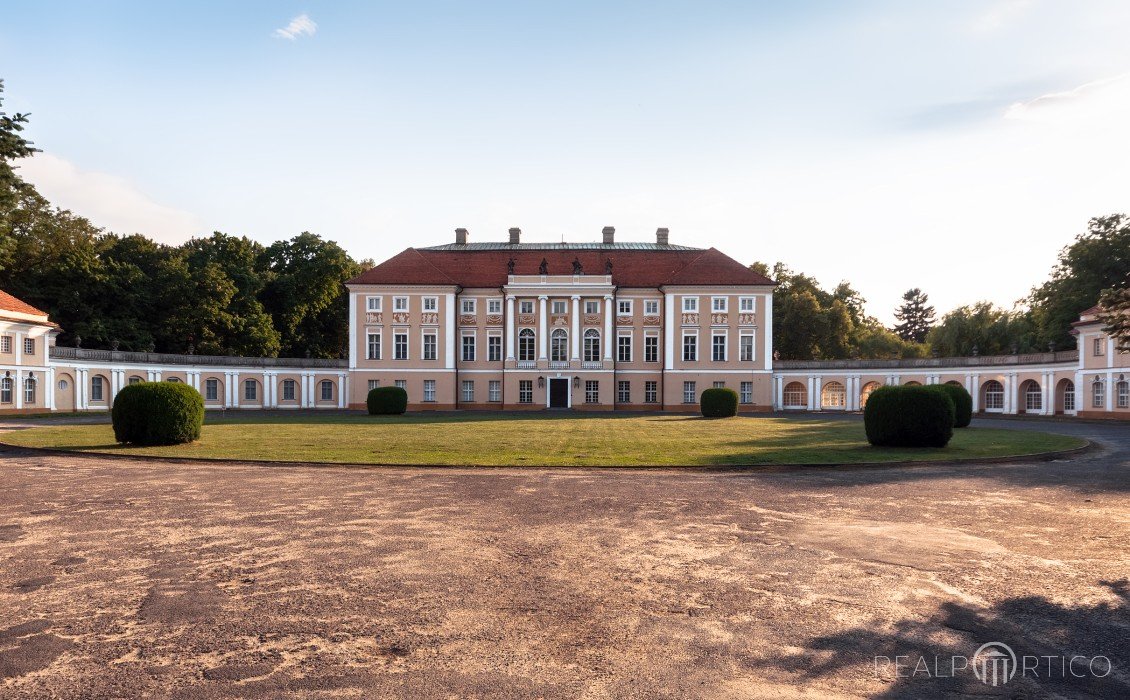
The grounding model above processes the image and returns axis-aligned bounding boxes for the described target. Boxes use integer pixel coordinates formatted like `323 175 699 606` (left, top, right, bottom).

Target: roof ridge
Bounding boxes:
405 247 460 285
660 247 713 286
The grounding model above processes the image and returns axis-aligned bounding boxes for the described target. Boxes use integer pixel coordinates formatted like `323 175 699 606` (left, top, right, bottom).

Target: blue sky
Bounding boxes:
3 1 1129 323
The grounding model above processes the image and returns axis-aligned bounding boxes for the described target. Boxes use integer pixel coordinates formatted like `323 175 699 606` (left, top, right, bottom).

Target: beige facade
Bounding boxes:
0 296 59 414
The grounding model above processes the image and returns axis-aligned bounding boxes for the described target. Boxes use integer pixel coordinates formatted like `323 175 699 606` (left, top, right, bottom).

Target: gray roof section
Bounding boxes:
419 242 703 251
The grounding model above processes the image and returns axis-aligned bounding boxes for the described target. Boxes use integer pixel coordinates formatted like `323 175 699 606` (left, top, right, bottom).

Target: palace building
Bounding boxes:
2 227 1128 418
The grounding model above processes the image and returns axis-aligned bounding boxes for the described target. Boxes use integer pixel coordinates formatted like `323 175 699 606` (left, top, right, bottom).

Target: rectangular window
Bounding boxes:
1093 381 1104 408
683 381 696 404
488 298 502 314
740 334 754 362
205 379 218 401
23 337 34 354
394 331 408 360
585 380 599 404
712 333 727 362
245 380 258 401
422 332 437 361
422 296 438 312
283 380 296 400
91 376 104 402
367 332 381 360
24 379 34 405
393 296 408 312
128 376 141 386
740 381 753 404
0 378 10 403
644 335 659 363
644 300 659 315
713 381 726 389
1094 338 1105 356
423 380 436 402
368 379 380 391
488 335 502 362
461 298 476 314
462 334 476 362
617 335 632 362
395 380 407 390
617 380 631 403
739 297 755 312
1118 381 1129 409
462 380 474 402
712 297 727 313
0 336 10 353
520 300 534 314
366 296 382 312
682 333 697 362
552 300 567 314
682 297 698 313
519 330 536 361
519 380 533 404
644 381 658 403
320 381 333 401
584 300 599 314
618 300 632 315
488 380 501 402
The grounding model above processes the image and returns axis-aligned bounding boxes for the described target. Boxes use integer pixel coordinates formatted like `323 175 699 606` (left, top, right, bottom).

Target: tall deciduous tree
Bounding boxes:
926 302 1034 357
1098 285 1130 352
892 288 935 343
0 80 40 272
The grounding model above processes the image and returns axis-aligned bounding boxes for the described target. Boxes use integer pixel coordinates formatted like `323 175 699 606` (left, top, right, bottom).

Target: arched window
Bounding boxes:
0 377 12 404
320 380 334 401
518 329 535 361
550 329 568 362
583 329 601 362
983 380 1004 411
904 380 922 387
945 381 962 387
821 381 846 409
1063 380 1075 412
166 377 180 383
783 381 806 408
282 378 296 401
244 379 258 402
859 381 882 408
128 376 143 386
1118 380 1129 409
1024 381 1042 412
24 377 35 405
1092 380 1104 408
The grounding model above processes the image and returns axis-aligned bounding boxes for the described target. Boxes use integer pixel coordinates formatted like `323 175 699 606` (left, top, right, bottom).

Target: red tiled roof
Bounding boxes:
0 290 48 318
348 247 774 288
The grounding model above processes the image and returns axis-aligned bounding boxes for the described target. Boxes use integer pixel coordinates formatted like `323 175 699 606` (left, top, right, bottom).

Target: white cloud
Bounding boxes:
273 14 317 41
1004 73 1130 120
970 0 1033 33
18 153 202 244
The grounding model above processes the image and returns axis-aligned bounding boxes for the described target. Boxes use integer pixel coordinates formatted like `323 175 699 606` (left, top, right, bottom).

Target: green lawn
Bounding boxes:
1 413 1086 467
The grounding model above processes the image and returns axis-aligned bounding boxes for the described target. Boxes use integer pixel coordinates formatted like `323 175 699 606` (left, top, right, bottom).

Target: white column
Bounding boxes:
14 368 22 410
764 293 773 369
971 374 980 412
603 295 613 361
153 370 161 382
46 367 55 410
1003 374 1014 414
538 296 549 360
337 373 346 408
13 331 22 365
774 376 783 410
147 369 156 382
445 293 456 368
505 296 516 360
1107 371 1115 412
807 376 815 410
348 293 358 369
1042 372 1052 416
570 296 581 361
663 293 675 371
224 372 233 407
1073 371 1082 414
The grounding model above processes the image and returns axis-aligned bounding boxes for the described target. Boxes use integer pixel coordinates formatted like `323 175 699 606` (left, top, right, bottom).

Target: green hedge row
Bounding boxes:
863 385 954 448
700 387 739 418
367 386 408 415
112 382 204 446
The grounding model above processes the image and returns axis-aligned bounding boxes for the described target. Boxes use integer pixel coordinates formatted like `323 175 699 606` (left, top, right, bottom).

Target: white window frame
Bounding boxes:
0 336 11 353
423 379 436 402
393 330 409 360
393 296 409 312
682 331 698 362
422 330 437 361
518 328 536 361
1092 380 1104 408
644 380 658 403
368 379 380 391
712 332 727 362
1063 381 1075 412
366 296 382 312
617 332 632 363
205 378 219 401
462 380 474 402
520 300 534 314
739 297 755 312
617 299 633 316
488 298 502 315
24 377 35 404
395 379 407 390
644 333 659 363
23 337 34 355
711 296 728 313
366 331 382 361
461 332 476 362
283 379 296 401
682 297 698 313
550 329 569 362
488 380 501 402
617 380 631 404
1094 338 1104 356
487 332 503 362
682 381 696 404
1118 380 1129 409
584 300 600 314
422 296 438 312
1025 383 1042 412
644 299 659 316
461 298 477 314
585 380 599 404
740 381 753 404
244 380 258 402
552 300 567 315
740 332 755 362
518 380 533 404
91 376 104 402
583 329 601 363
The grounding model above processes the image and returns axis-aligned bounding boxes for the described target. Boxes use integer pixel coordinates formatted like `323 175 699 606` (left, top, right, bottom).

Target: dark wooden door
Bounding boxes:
549 379 569 408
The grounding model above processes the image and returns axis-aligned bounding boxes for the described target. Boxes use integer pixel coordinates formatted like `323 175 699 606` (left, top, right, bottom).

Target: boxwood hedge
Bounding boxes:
367 386 408 415
928 383 973 428
863 385 955 448
700 387 739 418
112 381 204 446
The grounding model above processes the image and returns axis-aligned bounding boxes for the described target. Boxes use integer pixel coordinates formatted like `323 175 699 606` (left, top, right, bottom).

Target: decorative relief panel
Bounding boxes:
710 313 728 325
485 315 503 326
392 313 409 324
551 315 569 327
518 314 536 325
583 314 601 325
420 313 438 325
459 314 477 326
681 313 700 325
365 312 383 324
616 316 634 326
738 313 757 326
642 316 661 326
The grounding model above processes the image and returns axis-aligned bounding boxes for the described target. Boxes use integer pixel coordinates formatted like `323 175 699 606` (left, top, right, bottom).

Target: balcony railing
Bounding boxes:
50 346 347 369
775 349 1079 371
516 360 537 369
581 361 604 370
548 361 569 369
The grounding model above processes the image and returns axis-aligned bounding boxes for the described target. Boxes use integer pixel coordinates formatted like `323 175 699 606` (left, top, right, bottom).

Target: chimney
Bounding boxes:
509 227 521 244
602 226 615 244
656 227 670 246
455 227 468 245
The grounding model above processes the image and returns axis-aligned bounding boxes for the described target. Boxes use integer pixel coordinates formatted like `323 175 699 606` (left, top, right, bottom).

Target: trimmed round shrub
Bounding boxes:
928 383 973 428
367 386 408 415
863 385 955 448
112 381 204 446
700 387 739 418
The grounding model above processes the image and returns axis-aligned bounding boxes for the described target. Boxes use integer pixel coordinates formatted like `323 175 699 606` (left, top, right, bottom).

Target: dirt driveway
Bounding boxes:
0 417 1127 699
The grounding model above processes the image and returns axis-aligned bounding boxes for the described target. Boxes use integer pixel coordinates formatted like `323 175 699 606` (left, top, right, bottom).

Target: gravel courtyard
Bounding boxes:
0 417 1127 699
